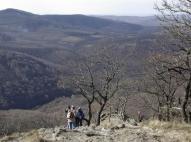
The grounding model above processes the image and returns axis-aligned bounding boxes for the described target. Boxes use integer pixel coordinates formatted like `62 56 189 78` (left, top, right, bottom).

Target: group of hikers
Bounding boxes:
65 105 85 129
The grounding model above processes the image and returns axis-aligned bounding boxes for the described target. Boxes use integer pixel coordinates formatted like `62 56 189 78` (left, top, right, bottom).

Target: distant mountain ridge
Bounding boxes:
97 15 160 26
0 8 143 33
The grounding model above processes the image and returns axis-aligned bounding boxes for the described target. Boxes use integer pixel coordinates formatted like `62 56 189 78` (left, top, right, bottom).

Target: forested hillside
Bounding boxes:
0 9 159 109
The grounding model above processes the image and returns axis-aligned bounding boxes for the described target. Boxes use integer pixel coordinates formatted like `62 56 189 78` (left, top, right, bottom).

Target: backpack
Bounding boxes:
69 111 75 119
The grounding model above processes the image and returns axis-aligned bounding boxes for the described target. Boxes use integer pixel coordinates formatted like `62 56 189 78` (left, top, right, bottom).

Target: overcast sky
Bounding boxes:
0 0 158 16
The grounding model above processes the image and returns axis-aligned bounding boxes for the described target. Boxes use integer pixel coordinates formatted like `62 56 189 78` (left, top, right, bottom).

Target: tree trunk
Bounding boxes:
166 105 170 121
189 112 191 123
182 96 189 123
109 105 111 122
166 97 170 121
182 77 191 123
96 101 107 126
158 103 162 121
87 102 92 126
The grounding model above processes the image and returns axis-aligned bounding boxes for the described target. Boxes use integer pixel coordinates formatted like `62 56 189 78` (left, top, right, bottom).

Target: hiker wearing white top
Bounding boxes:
71 105 77 128
67 109 75 129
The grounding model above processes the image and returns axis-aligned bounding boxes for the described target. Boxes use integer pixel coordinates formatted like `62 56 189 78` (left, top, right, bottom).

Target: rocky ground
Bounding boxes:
0 117 191 142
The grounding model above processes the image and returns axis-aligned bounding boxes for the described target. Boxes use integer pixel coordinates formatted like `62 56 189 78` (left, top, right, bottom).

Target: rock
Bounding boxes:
117 124 126 129
127 118 138 126
76 126 90 132
90 124 96 130
85 131 101 137
111 126 120 130
110 123 125 130
54 127 67 137
38 128 58 141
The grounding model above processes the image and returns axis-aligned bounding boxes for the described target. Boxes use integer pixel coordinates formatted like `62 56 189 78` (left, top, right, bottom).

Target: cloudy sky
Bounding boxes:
0 0 158 16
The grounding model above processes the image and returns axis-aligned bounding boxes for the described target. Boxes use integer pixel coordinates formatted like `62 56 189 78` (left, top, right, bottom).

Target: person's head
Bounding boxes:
78 107 81 111
71 105 75 110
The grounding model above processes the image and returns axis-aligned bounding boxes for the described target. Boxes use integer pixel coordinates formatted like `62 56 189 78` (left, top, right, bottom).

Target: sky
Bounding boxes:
0 0 158 16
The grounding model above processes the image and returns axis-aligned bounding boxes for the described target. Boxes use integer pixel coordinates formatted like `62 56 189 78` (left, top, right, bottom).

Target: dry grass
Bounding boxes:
0 96 88 136
100 117 124 129
0 129 53 142
143 120 191 142
145 120 191 132
0 110 65 136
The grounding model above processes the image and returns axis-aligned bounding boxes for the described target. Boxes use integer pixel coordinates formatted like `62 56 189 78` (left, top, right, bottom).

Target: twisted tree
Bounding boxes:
156 0 191 122
72 48 124 126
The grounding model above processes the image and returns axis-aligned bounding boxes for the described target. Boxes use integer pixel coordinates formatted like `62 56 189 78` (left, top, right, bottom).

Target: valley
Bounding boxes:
0 8 159 109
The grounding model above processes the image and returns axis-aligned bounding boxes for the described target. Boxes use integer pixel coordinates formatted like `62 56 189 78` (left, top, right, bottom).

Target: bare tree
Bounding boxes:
94 56 122 126
114 94 129 121
141 54 182 121
73 60 96 126
156 0 191 123
72 48 123 126
156 0 191 48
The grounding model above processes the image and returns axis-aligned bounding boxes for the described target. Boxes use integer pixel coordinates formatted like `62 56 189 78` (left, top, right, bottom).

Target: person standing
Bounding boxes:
71 105 77 127
137 111 144 122
66 107 75 129
76 107 85 127
65 105 71 116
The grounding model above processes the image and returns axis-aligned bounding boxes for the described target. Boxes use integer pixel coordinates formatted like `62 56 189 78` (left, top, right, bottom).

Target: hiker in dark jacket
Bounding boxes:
76 107 85 127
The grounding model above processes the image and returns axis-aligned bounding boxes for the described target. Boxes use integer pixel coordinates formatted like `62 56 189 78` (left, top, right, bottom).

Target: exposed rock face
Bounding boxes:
1 118 190 142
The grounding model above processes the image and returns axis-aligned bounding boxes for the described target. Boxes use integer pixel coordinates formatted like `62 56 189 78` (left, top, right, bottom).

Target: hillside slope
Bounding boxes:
0 50 72 109
1 118 190 142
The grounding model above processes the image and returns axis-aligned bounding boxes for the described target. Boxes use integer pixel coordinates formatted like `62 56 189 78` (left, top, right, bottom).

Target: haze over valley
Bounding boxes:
0 8 159 109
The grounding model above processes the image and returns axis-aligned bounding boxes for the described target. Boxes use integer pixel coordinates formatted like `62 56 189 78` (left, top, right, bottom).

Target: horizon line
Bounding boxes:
0 8 156 17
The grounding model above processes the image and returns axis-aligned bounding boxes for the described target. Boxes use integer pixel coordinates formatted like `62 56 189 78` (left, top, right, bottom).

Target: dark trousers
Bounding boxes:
79 119 83 126
76 118 83 127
